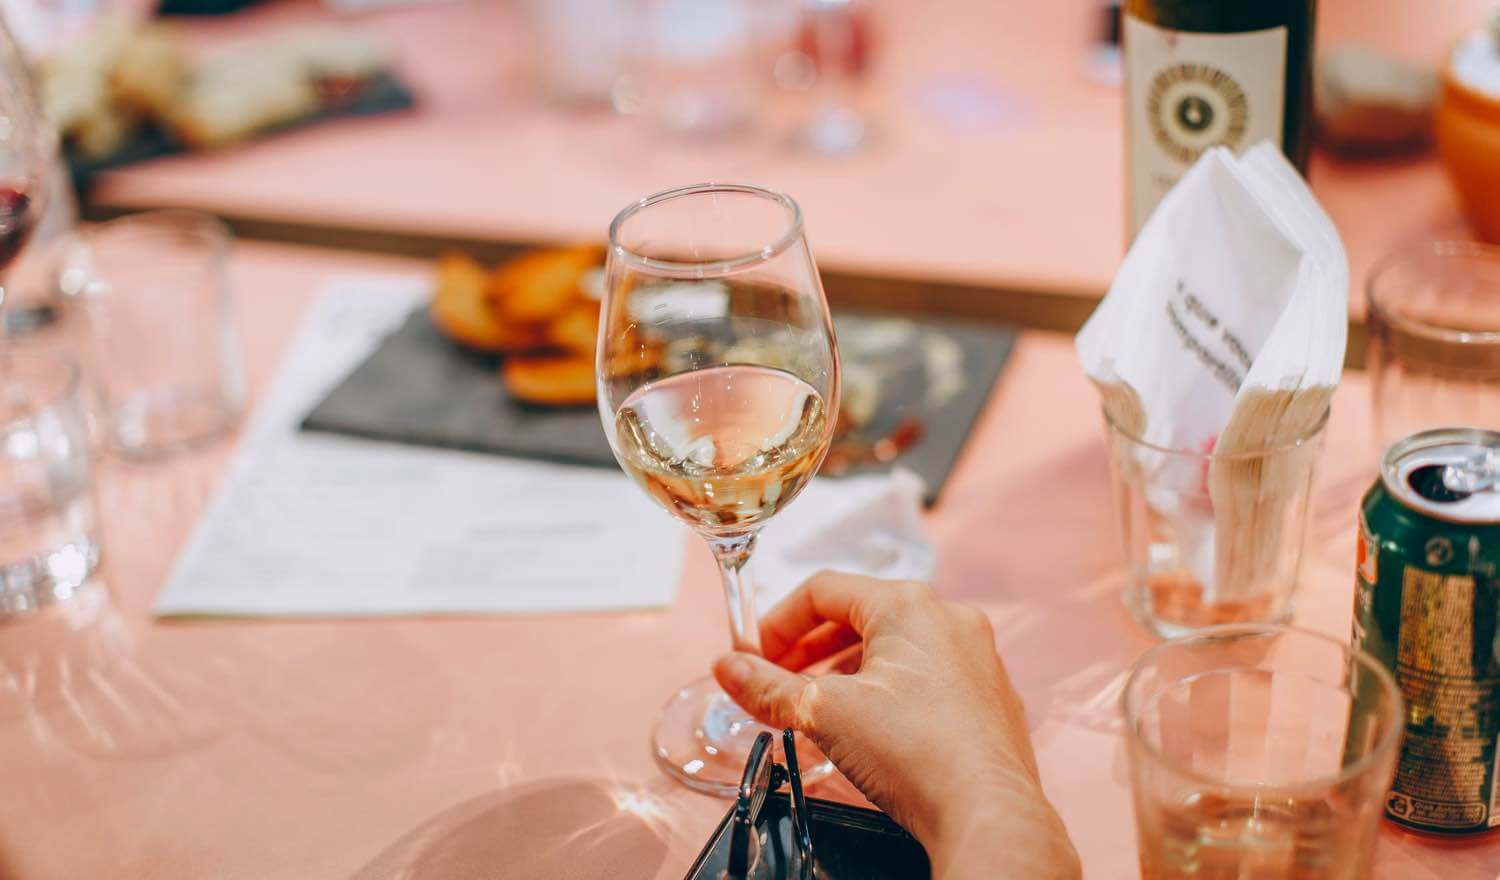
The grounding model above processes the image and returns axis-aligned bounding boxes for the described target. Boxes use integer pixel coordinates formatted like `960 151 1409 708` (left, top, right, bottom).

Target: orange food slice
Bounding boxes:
502 355 598 406
430 252 539 352
547 301 602 356
492 247 601 324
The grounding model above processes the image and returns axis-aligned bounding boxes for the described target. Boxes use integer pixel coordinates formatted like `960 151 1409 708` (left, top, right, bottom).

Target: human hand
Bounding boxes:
712 572 1079 880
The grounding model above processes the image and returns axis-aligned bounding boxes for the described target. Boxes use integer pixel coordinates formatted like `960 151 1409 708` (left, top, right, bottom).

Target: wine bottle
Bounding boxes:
1123 0 1316 237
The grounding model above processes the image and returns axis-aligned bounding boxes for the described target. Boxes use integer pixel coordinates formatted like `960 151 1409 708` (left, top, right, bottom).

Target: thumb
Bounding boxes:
714 652 813 731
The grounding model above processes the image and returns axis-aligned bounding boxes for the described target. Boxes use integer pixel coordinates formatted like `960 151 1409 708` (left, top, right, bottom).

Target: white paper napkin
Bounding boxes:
1075 141 1347 602
1075 142 1346 453
757 468 936 607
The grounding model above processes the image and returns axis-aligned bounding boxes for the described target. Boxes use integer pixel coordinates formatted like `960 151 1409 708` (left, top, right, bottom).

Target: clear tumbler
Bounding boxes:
1123 625 1404 880
1367 240 1500 452
1104 407 1328 639
70 210 245 458
0 348 100 614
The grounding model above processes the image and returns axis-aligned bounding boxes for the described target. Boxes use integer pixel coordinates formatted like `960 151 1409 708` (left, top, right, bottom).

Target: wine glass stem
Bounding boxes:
709 533 762 657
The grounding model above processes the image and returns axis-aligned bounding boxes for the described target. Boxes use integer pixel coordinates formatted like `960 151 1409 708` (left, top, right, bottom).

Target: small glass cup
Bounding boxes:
520 0 633 107
1103 408 1328 639
632 0 766 138
0 348 100 615
1122 625 1404 880
67 211 245 458
1367 241 1500 453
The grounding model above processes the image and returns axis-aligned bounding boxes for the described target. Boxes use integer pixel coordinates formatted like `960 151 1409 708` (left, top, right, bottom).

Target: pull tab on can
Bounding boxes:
1444 446 1500 496
1384 428 1500 523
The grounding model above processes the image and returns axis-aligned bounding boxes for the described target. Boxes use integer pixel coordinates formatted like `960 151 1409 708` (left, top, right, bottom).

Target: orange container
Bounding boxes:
1437 63 1500 243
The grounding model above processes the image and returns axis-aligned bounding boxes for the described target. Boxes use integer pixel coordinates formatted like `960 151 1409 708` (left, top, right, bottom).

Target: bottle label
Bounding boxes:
1124 14 1287 235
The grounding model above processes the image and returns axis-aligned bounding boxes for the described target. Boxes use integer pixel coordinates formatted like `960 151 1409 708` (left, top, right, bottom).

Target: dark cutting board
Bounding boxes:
300 309 1015 506
68 73 415 191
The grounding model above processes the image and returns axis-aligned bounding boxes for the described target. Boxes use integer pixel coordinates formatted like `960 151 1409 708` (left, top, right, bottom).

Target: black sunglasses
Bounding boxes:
727 729 817 879
685 729 928 880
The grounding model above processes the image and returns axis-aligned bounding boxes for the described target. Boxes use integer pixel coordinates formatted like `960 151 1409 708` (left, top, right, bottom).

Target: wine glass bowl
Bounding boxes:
598 184 839 795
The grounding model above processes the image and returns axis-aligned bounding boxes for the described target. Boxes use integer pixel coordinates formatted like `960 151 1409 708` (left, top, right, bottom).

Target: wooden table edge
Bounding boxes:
79 201 1369 367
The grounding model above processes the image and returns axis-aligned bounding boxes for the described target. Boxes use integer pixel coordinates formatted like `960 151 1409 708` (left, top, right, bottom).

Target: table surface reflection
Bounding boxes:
0 240 1495 878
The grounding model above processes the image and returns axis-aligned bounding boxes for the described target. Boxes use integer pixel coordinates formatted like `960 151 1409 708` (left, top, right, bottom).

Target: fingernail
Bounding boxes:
716 655 751 691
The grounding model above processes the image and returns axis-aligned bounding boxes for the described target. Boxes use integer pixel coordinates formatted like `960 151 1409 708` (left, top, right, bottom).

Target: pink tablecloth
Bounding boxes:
0 241 1495 878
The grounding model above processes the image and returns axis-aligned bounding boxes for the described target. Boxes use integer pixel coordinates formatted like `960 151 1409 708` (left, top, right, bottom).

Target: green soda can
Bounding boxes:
1353 428 1500 834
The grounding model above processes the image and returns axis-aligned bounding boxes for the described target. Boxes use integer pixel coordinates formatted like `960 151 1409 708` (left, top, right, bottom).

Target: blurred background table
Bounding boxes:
0 240 1494 879
80 0 1488 335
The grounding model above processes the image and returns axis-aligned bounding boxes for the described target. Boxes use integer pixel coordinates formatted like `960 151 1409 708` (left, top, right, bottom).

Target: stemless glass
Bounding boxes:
1103 406 1329 639
1123 625 1404 880
70 211 245 457
598 183 840 795
1366 241 1500 452
0 348 99 615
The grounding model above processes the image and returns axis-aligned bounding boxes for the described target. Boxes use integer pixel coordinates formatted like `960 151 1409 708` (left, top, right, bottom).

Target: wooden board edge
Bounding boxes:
80 202 1369 367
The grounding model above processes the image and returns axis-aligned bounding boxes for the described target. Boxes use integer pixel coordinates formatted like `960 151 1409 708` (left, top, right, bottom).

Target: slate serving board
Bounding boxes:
68 73 416 190
300 309 1016 506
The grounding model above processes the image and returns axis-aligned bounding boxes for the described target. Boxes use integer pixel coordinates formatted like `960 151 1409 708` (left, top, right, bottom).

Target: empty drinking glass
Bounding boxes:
1123 625 1404 880
1367 240 1500 452
634 0 766 138
0 348 99 614
68 211 244 458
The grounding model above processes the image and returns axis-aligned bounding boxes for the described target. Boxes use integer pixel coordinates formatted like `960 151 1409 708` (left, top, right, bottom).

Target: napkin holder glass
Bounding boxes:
683 729 930 880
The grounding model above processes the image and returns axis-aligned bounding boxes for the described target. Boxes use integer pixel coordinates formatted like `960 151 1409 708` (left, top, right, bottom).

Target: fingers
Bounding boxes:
759 571 899 662
827 644 863 675
777 621 860 672
714 652 813 730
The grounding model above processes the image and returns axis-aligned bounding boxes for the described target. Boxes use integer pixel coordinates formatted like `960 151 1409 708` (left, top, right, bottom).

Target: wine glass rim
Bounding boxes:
1120 623 1405 794
1366 240 1500 345
608 183 804 277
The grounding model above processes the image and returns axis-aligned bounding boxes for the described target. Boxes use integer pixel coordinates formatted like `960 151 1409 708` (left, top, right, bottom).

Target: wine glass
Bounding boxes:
0 17 52 322
598 183 840 795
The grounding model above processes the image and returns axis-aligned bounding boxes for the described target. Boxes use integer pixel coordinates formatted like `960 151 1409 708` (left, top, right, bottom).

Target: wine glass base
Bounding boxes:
653 675 834 798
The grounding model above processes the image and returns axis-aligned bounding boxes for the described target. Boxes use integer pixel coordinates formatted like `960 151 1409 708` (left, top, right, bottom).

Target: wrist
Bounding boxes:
917 770 1079 880
905 753 1037 845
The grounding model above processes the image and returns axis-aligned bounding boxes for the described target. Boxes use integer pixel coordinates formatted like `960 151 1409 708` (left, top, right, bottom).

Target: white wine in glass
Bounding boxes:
598 183 840 795
614 365 828 534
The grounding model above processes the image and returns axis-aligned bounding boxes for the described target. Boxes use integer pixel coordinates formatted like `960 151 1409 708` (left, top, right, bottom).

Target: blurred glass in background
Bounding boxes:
0 346 98 615
521 0 634 108
632 0 764 138
0 0 100 337
1367 241 1500 452
520 0 876 152
786 0 873 155
0 14 51 272
66 210 245 459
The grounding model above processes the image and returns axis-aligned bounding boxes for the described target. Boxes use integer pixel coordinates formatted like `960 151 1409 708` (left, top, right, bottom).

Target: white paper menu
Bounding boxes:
155 277 687 617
